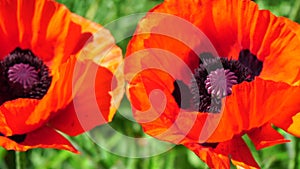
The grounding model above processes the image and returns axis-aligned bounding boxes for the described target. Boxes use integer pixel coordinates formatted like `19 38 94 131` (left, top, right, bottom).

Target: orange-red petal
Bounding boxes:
0 0 124 140
247 123 289 150
49 65 114 136
71 13 125 117
0 0 86 135
0 99 40 135
229 137 259 169
204 78 300 142
185 136 259 169
0 126 78 153
2 56 78 136
47 14 125 136
1 54 84 136
285 112 300 137
128 0 300 85
184 143 230 169
126 0 300 168
126 0 300 143
0 0 20 58
128 67 300 144
0 0 76 67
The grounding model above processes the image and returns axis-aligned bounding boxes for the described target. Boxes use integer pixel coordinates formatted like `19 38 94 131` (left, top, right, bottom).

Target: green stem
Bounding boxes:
294 138 299 169
289 0 300 21
15 151 26 169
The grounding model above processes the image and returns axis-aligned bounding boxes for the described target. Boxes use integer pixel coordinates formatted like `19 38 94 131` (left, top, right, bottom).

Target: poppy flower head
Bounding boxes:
0 47 52 104
125 0 300 168
0 0 124 153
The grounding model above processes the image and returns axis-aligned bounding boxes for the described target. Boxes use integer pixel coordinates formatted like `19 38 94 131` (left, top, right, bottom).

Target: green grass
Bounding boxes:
1 0 300 169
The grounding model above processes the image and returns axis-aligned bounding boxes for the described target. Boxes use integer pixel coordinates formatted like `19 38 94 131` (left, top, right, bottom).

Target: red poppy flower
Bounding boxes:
125 0 300 168
0 0 124 153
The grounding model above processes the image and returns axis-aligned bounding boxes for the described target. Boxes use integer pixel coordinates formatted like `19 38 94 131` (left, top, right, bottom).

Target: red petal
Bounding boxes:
269 85 300 137
0 126 78 153
128 68 205 144
255 16 300 85
24 57 77 129
2 57 92 135
0 0 123 138
273 111 300 138
0 0 20 58
229 137 260 169
0 99 40 135
185 142 230 169
247 123 289 150
206 78 300 143
1 57 100 135
184 136 259 169
30 0 73 65
126 0 300 147
0 0 74 64
71 13 125 114
286 112 300 137
0 110 11 135
26 21 124 133
127 0 300 86
49 66 114 136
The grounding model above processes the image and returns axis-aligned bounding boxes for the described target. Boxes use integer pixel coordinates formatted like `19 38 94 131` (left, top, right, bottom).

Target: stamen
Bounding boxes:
238 49 263 79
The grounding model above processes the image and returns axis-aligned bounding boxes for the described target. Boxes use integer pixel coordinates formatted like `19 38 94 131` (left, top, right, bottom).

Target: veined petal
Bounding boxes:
184 143 230 169
0 126 78 153
185 136 259 169
49 66 114 136
247 123 289 150
286 113 300 137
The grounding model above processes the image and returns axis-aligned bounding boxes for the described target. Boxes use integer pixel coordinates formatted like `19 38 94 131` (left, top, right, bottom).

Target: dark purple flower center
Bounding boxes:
172 49 263 113
0 48 52 105
8 63 39 89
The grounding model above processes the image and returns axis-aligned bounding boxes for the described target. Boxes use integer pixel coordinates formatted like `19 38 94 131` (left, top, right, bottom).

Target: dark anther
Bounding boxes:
238 49 263 80
172 80 192 109
0 132 27 143
207 97 222 113
8 134 27 143
200 142 219 149
199 52 216 66
0 47 52 104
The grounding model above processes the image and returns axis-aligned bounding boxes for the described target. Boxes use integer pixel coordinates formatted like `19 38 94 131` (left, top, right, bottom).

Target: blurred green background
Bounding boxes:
1 0 300 169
